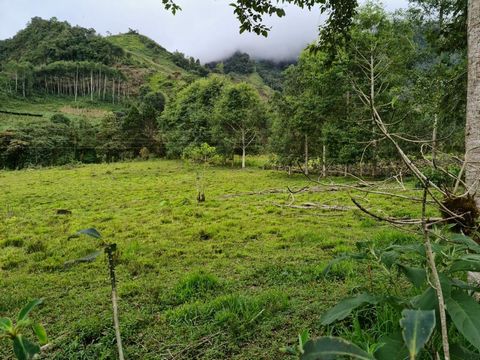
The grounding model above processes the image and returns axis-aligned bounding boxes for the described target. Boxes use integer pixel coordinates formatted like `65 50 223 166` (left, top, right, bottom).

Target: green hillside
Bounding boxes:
0 18 280 110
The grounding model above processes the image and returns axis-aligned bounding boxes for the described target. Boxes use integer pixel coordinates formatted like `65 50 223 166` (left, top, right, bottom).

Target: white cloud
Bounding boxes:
0 0 409 62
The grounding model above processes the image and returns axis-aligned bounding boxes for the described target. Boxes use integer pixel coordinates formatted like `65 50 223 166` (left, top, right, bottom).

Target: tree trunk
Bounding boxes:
466 0 480 209
432 114 438 167
103 75 107 101
74 66 78 102
241 130 246 169
466 0 480 302
90 70 94 101
322 143 326 178
304 134 309 175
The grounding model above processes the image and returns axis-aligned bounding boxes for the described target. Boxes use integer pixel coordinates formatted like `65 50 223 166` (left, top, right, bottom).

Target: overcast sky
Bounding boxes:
0 0 409 62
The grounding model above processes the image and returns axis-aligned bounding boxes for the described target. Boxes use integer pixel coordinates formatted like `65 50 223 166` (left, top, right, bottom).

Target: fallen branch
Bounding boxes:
221 186 338 198
275 202 353 211
351 198 447 226
351 198 423 225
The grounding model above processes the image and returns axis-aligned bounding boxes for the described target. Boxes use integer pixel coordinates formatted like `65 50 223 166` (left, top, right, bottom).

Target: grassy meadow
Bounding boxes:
0 159 431 359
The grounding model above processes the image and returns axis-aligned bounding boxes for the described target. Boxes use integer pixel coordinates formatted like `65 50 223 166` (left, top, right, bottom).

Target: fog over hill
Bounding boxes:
0 0 408 63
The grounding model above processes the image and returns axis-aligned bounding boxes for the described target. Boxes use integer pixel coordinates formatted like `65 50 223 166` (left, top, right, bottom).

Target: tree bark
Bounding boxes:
466 0 480 208
466 0 480 306
103 75 107 101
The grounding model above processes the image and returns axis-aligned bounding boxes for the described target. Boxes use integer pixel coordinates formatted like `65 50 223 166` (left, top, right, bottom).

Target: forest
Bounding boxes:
1 0 480 359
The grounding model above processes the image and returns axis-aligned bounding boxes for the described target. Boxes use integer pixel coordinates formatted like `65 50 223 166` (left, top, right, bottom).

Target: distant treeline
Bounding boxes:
1 61 128 102
0 89 165 169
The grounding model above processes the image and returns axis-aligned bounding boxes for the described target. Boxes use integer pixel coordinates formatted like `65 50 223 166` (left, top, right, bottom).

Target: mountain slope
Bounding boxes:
0 18 282 103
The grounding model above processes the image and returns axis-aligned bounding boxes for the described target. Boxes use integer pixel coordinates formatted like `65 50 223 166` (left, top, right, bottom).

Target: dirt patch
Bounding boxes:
60 106 109 118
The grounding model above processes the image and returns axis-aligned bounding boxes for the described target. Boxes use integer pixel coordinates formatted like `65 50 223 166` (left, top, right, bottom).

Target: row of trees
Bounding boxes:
270 2 466 174
1 61 128 102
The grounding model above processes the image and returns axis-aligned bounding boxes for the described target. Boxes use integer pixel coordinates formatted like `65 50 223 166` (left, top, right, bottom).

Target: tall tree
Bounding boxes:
213 83 268 168
466 0 480 207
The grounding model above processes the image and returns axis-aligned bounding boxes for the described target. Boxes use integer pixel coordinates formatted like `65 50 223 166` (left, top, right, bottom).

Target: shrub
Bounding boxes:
50 113 71 125
139 146 150 159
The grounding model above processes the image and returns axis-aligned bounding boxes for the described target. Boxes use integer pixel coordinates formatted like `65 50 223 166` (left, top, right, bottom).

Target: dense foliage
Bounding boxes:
271 2 466 172
0 17 124 65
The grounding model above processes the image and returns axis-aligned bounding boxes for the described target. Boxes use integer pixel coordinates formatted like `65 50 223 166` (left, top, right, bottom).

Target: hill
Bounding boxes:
206 51 295 91
0 18 283 103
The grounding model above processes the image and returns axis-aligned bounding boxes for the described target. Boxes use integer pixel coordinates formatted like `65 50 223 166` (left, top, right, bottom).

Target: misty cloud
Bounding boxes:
0 0 408 62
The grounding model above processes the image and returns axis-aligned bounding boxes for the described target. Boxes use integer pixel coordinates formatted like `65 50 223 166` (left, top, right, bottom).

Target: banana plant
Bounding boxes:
0 299 47 360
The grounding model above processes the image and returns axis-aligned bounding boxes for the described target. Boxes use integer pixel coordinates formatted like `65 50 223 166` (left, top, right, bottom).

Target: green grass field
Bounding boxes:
0 160 429 359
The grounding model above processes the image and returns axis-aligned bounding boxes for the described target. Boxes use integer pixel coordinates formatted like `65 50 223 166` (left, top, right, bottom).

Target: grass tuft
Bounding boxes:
174 271 222 303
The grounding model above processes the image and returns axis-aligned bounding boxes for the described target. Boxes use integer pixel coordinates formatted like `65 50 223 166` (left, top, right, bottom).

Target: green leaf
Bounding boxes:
448 234 480 253
397 264 426 288
451 278 480 292
64 250 102 267
446 290 480 351
450 343 480 360
411 287 437 310
400 309 436 359
76 228 101 239
0 317 13 332
450 255 480 273
32 323 48 345
321 255 351 277
18 299 43 322
411 275 452 311
374 332 409 360
320 293 380 326
299 329 310 349
380 250 398 269
13 335 40 360
301 336 374 360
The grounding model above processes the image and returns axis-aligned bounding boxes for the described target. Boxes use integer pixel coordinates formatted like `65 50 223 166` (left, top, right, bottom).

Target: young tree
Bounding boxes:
213 83 268 168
